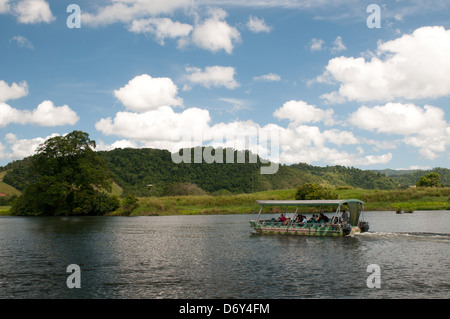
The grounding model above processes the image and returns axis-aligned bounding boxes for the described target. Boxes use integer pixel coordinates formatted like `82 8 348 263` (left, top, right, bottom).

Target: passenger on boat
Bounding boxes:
302 215 308 224
276 213 287 224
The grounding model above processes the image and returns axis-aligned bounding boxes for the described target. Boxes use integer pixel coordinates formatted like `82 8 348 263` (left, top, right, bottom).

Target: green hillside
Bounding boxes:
373 168 450 186
0 171 21 197
1 147 449 198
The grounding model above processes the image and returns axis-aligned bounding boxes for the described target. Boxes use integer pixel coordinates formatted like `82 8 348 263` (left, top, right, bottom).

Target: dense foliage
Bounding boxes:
295 183 338 200
377 168 450 187
9 131 119 216
290 163 399 190
3 145 449 201
416 173 443 187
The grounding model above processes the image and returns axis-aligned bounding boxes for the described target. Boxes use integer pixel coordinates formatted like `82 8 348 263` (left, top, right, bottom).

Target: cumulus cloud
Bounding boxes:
114 74 183 112
96 74 396 167
95 106 211 151
0 133 59 160
13 0 54 24
95 139 140 152
246 16 271 33
267 123 390 166
82 0 192 27
350 103 450 160
273 100 335 126
0 100 79 127
128 17 193 45
190 8 241 54
82 3 242 54
0 80 78 128
319 26 450 103
0 80 28 102
184 66 239 90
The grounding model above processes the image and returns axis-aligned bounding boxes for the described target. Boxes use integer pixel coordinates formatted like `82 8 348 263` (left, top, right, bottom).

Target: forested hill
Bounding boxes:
372 167 450 187
1 147 449 197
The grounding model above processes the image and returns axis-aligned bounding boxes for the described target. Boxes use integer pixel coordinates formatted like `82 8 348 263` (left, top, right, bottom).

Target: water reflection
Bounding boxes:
0 211 449 299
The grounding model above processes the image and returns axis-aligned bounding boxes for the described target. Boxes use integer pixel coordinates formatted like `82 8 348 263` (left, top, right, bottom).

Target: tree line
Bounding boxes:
1 130 447 216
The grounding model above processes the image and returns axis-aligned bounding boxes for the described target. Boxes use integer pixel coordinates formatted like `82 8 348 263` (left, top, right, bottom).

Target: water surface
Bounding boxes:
0 211 448 299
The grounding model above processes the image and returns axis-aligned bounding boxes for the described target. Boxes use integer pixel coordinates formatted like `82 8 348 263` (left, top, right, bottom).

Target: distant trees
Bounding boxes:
10 131 119 216
416 173 443 188
295 183 338 200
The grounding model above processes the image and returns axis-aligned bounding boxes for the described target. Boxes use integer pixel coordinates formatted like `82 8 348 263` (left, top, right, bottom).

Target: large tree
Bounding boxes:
295 183 338 200
416 172 442 188
11 131 118 216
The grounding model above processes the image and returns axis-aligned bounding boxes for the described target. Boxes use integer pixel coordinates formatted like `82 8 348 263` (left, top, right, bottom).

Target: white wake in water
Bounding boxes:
352 231 450 242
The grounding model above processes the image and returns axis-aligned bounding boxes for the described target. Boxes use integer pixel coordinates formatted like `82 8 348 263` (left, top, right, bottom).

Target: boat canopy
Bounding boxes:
256 199 364 207
254 199 365 227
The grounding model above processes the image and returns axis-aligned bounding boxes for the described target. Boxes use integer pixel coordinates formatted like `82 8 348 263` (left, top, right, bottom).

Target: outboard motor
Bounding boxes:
342 223 352 236
358 221 370 233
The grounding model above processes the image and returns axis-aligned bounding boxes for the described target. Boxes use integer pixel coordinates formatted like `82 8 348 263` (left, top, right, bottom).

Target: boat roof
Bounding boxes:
256 199 364 207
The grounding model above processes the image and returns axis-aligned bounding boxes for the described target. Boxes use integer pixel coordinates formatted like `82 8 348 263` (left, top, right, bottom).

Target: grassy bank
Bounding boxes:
1 187 448 216
127 187 450 216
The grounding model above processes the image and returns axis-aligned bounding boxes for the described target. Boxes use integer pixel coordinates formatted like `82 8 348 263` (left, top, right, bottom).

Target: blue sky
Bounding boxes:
1 0 450 170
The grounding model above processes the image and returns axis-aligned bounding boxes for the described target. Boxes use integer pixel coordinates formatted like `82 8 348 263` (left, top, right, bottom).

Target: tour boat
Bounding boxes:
249 199 369 237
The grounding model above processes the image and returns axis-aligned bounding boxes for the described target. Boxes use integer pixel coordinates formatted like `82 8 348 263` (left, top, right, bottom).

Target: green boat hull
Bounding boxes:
249 220 361 237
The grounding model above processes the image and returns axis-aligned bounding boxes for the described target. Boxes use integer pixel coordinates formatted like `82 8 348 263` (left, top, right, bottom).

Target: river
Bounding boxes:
0 211 448 299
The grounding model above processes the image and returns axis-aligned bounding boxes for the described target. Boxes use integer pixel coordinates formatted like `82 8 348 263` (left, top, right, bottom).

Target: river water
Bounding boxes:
0 211 448 299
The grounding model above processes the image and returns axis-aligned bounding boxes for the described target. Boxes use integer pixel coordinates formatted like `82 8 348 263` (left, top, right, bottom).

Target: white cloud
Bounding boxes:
310 38 325 52
273 100 335 126
95 139 140 151
97 74 395 167
190 8 241 54
320 26 450 103
246 16 271 33
1 133 59 160
0 0 10 14
350 103 450 160
82 0 192 27
184 65 239 90
253 73 281 82
28 100 79 126
0 80 28 102
10 35 34 49
350 103 444 136
0 100 79 127
268 123 391 166
95 106 211 150
13 0 54 24
83 3 241 54
330 36 346 54
128 17 193 45
114 74 183 112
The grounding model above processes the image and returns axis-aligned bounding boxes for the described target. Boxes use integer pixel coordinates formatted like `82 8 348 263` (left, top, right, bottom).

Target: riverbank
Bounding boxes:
119 187 450 216
1 187 448 216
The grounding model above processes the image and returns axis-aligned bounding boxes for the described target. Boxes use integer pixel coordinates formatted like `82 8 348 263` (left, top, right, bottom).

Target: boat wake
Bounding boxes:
352 231 450 243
